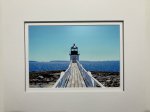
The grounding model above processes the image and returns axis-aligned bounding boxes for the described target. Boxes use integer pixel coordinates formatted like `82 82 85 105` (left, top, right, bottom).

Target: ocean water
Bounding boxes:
29 61 120 72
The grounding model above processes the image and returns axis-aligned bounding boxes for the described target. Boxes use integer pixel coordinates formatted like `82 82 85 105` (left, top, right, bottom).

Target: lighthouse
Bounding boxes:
70 44 79 63
54 43 105 88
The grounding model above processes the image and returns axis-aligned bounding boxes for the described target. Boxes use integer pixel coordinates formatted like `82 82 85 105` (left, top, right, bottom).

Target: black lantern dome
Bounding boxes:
70 44 79 55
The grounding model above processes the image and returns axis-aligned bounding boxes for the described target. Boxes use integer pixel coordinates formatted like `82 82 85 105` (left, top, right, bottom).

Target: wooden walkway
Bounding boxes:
66 63 86 87
53 61 105 88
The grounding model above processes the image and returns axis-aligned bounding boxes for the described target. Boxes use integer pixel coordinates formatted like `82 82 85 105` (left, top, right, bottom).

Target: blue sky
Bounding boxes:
29 25 120 61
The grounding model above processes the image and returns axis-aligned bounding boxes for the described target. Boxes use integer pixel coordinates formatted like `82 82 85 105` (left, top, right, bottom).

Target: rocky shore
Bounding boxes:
91 71 120 87
29 70 120 88
29 70 64 88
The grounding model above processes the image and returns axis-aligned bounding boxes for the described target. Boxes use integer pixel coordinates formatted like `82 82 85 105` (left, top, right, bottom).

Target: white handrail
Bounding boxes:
88 72 105 88
52 72 65 88
53 61 72 88
76 61 105 88
53 60 105 88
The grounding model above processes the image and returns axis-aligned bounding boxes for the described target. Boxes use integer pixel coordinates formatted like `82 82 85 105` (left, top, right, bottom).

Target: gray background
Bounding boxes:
0 0 150 112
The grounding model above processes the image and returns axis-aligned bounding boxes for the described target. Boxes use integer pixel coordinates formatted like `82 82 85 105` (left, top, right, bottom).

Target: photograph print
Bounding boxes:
25 21 124 90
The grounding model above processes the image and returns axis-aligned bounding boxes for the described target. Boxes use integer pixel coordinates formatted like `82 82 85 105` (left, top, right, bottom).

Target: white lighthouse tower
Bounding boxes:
70 44 79 63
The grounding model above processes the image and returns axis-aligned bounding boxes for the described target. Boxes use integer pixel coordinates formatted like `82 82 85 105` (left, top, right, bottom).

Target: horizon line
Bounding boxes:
29 60 120 62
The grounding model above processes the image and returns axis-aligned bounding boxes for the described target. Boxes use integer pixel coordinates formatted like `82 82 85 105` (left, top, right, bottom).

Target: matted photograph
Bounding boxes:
25 21 124 91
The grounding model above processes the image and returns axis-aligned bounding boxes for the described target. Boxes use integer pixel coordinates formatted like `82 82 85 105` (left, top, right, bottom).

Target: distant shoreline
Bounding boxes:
29 60 120 63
